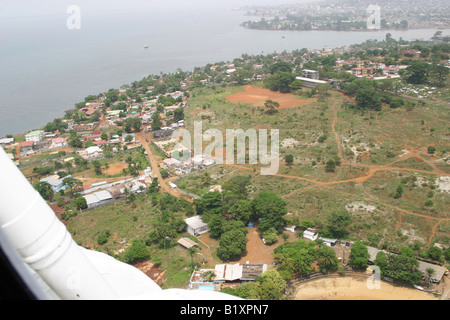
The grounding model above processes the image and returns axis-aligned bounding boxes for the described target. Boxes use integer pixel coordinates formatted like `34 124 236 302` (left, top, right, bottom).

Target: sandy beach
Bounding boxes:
294 277 438 300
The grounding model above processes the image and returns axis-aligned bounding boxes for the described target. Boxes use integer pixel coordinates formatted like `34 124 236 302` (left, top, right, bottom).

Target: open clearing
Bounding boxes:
225 85 309 109
294 277 438 300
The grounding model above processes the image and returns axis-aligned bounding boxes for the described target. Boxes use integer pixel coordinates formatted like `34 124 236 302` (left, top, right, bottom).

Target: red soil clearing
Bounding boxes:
226 85 310 109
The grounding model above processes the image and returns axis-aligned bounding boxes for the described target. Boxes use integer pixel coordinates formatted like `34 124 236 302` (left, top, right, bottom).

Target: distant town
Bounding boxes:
1 31 449 300
241 0 450 32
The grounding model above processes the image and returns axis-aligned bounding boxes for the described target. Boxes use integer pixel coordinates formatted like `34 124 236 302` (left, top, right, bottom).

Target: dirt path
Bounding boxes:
224 91 449 245
135 131 191 201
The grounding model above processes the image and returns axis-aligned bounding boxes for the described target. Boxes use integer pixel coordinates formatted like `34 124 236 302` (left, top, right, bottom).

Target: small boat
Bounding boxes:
144 45 149 49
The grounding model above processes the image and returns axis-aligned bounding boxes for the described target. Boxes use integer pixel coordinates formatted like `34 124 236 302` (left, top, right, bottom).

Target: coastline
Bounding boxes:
242 25 450 33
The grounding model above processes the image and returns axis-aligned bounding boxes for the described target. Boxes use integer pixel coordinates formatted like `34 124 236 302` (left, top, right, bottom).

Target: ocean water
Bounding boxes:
0 0 447 136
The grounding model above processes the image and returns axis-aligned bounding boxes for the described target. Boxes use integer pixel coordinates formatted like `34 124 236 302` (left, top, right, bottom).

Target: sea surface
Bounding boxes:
0 0 447 136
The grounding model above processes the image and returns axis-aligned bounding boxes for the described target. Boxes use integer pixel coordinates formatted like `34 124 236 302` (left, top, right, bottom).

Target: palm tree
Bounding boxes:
187 246 198 269
317 245 339 274
424 268 435 289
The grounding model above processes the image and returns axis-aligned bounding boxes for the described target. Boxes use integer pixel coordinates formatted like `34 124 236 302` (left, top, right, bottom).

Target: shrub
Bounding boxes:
123 240 150 264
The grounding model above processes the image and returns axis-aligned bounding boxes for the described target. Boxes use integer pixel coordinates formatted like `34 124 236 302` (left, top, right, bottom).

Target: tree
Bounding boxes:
349 241 370 270
264 71 296 93
151 112 162 131
33 181 54 201
255 269 286 300
317 245 339 273
252 192 287 233
264 99 280 115
327 211 351 238
194 191 223 219
187 246 198 268
231 68 252 85
325 159 336 172
227 199 253 224
355 87 382 111
159 169 169 178
405 62 431 84
430 64 449 86
273 240 317 278
123 240 150 264
92 160 102 175
74 196 87 210
173 108 184 122
222 175 251 205
393 184 403 199
290 79 303 91
383 254 422 285
426 246 443 262
217 229 248 261
284 154 294 165
269 61 292 74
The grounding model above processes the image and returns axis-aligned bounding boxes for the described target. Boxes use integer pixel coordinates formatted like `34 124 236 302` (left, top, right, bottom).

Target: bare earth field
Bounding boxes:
294 277 438 300
225 85 309 109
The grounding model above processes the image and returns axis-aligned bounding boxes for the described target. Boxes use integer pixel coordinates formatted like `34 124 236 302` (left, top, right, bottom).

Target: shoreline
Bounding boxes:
242 26 450 33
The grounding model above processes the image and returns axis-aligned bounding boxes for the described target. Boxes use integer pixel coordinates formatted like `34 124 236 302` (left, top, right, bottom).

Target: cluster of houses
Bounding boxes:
180 216 268 291
16 130 68 157
162 154 215 176
187 262 268 291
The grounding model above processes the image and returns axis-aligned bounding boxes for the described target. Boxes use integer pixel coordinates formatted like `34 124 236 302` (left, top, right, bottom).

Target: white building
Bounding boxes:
79 146 103 159
25 130 45 142
295 76 328 88
185 215 209 236
303 228 318 241
0 138 14 145
83 190 113 209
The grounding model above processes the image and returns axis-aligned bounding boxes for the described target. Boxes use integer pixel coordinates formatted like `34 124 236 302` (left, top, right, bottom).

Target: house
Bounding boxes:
83 190 113 209
20 141 34 156
163 157 182 168
84 133 101 141
301 69 320 80
40 175 71 193
152 129 174 139
122 133 135 144
25 130 45 142
177 237 198 250
50 137 67 149
295 76 328 88
79 146 103 159
185 215 209 236
106 110 122 119
164 105 179 115
319 237 338 247
0 138 14 145
34 140 51 152
214 263 268 282
93 140 107 146
303 228 318 241
214 263 243 282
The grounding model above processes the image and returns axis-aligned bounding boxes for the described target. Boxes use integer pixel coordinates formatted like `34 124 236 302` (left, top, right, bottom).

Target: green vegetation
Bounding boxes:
14 36 450 298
